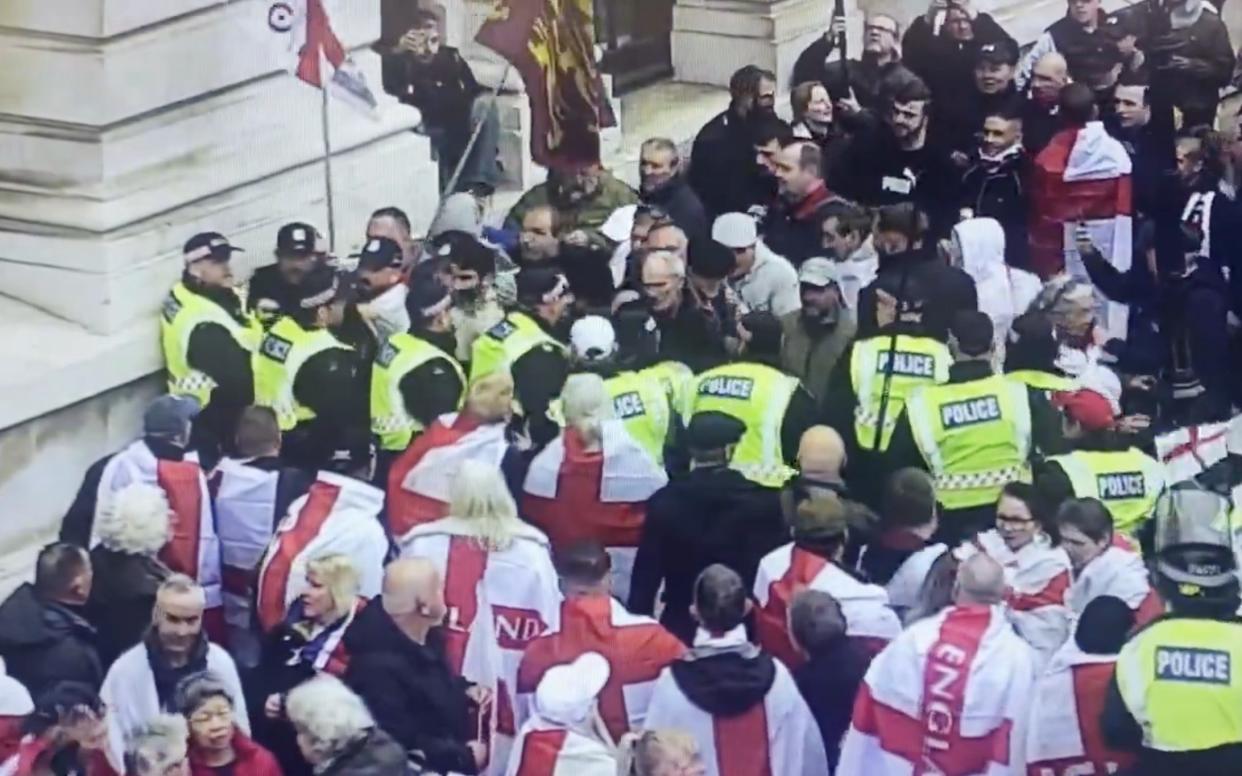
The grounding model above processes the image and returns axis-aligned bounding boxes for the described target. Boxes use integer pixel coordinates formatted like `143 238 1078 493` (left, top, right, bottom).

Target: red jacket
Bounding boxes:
189 729 283 776
6 737 116 776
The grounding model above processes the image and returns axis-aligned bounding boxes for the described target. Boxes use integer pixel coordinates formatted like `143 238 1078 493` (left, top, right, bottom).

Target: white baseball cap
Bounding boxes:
712 212 759 249
798 257 841 288
535 652 611 725
601 204 638 244
570 315 617 362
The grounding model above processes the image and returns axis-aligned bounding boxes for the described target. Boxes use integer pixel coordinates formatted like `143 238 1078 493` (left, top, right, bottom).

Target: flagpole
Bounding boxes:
320 85 338 252
432 63 513 225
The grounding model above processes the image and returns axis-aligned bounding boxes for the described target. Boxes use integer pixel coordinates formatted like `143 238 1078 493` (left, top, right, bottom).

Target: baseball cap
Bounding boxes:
276 222 321 257
355 237 404 271
687 238 736 280
296 264 353 309
977 40 1018 67
406 274 452 322
685 411 746 451
570 315 617 362
712 212 759 249
516 266 570 305
950 310 995 357
601 204 638 244
143 395 201 438
798 257 840 288
1052 388 1115 432
183 232 243 265
535 652 611 726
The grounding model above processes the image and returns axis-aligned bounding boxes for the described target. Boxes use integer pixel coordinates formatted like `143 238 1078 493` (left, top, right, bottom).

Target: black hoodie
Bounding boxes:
0 583 102 697
670 642 777 716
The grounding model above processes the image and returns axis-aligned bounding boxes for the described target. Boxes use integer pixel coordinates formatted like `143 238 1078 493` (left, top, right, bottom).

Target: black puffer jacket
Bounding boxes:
0 583 103 697
85 547 170 667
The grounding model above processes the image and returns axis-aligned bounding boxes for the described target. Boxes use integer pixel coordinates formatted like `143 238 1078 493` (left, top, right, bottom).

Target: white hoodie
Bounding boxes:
952 218 1041 359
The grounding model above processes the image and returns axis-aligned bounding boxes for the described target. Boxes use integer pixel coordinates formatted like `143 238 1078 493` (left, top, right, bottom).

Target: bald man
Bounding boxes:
1023 52 1070 154
839 550 1037 774
344 558 488 774
798 425 846 484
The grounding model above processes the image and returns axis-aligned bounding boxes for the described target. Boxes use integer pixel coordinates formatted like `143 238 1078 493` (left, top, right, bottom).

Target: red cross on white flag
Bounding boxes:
266 0 379 115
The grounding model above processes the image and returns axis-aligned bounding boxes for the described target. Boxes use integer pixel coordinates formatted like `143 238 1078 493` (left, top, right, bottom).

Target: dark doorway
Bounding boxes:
595 0 675 94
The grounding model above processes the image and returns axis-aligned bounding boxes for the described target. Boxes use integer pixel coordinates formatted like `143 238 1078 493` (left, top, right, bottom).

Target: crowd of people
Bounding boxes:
6 0 1242 774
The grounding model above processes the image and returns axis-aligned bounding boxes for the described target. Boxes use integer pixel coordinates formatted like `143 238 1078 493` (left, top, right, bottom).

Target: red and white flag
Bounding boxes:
264 0 378 115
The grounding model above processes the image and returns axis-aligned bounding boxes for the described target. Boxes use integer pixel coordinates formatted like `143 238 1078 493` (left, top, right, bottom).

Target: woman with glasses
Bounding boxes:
953 481 1072 663
175 673 280 776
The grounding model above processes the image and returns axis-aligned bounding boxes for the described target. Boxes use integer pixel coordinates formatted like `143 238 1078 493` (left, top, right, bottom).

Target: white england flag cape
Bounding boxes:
839 604 1036 776
401 517 562 767
956 530 1072 661
262 0 378 114
523 421 668 602
212 458 281 640
644 626 829 776
1025 641 1136 775
1155 420 1231 483
95 440 221 607
753 543 901 667
504 717 617 776
458 581 506 776
255 471 387 632
1065 543 1157 618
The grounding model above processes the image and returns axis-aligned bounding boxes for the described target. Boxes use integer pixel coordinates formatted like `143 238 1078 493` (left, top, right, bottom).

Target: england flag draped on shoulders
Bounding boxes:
506 653 618 776
254 470 387 632
839 604 1037 776
261 0 379 115
955 530 1072 662
1065 536 1161 625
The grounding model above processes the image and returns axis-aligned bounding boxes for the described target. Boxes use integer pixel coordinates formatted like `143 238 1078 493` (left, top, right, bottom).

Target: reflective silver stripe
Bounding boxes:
934 465 1024 492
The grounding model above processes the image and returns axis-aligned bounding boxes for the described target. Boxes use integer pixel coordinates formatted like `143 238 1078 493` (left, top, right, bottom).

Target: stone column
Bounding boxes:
671 0 862 92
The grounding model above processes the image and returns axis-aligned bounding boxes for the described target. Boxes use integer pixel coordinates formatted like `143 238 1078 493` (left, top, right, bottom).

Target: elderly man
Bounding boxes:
639 137 708 238
715 212 800 316
640 249 730 373
507 163 639 251
839 553 1037 774
101 575 247 771
793 12 915 115
645 565 829 776
1023 52 1069 155
345 558 487 775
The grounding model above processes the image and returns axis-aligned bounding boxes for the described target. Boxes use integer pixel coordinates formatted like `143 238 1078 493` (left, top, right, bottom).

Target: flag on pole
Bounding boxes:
265 0 380 115
475 0 617 169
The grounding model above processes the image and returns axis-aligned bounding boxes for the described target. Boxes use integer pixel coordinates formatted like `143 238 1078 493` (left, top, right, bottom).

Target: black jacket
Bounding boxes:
0 584 103 697
1021 95 1061 157
381 46 482 131
1119 5 1234 124
247 264 301 326
509 313 570 448
761 184 841 267
652 289 732 374
670 642 777 716
1046 14 1122 91
343 599 478 775
180 276 255 452
903 15 1015 113
284 336 369 471
931 84 1020 161
959 147 1030 268
793 639 869 772
396 331 466 430
86 547 171 667
642 177 709 240
857 528 937 587
629 467 787 643
791 40 916 112
688 109 773 219
855 247 978 341
320 727 413 776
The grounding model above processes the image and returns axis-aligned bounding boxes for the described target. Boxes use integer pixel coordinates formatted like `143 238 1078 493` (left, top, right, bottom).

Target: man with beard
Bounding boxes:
639 137 708 239
780 258 857 410
839 78 958 240
1022 52 1069 155
689 65 778 219
370 275 465 481
440 233 506 363
763 141 841 266
793 12 916 116
959 104 1029 268
353 236 410 343
507 163 639 252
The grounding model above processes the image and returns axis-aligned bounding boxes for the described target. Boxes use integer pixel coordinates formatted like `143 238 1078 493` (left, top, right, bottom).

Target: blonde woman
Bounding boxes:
617 730 706 776
523 373 668 601
400 459 561 768
256 553 366 775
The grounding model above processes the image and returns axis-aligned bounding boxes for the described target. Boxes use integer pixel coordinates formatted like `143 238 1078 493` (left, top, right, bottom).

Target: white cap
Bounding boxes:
798 257 841 287
601 204 638 244
535 652 610 725
712 212 758 249
570 315 617 362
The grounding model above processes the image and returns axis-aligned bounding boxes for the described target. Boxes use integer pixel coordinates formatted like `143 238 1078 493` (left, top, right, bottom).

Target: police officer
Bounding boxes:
471 265 572 446
253 263 367 470
1003 311 1076 395
161 232 262 459
887 310 1062 543
1039 388 1164 538
564 315 678 466
247 222 325 327
370 274 465 481
1103 485 1242 774
683 311 816 488
614 299 695 421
